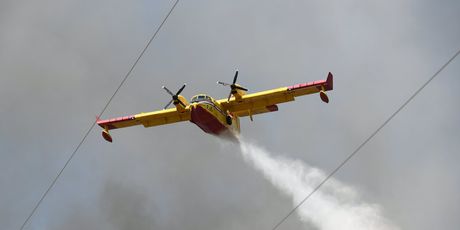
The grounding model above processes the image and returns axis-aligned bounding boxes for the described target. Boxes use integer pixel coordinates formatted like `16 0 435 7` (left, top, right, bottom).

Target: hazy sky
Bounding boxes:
1 0 459 229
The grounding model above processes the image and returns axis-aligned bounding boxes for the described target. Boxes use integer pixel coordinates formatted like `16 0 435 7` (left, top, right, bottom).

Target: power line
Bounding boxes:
18 1 180 229
271 47 460 230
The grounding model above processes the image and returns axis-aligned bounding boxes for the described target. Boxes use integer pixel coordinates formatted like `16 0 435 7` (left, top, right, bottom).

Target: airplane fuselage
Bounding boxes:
189 95 240 139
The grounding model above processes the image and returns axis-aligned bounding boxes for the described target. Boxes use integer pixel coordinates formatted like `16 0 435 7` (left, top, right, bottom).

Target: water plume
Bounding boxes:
238 139 399 230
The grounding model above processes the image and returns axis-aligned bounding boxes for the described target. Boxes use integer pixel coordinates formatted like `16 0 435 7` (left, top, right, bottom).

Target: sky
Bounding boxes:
1 0 459 229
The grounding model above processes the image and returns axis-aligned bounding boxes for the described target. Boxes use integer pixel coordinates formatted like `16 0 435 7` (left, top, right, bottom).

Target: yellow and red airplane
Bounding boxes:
97 71 333 142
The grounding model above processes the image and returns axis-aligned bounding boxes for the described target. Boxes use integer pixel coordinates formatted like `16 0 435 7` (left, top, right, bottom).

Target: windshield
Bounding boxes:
191 95 212 103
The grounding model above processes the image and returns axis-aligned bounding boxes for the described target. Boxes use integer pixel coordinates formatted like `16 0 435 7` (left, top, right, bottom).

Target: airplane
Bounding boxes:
97 71 333 142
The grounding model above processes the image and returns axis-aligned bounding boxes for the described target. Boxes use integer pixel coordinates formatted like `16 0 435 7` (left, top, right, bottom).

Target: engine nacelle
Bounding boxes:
232 84 247 101
175 95 189 112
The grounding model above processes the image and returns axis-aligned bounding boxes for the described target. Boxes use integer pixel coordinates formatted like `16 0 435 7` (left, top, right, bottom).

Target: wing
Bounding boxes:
97 107 191 130
218 72 333 117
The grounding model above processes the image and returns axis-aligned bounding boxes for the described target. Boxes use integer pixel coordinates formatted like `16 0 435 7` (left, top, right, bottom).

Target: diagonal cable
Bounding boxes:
271 47 460 230
18 1 180 229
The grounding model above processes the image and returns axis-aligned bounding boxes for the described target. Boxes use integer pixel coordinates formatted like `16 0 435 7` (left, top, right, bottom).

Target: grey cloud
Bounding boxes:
1 0 459 230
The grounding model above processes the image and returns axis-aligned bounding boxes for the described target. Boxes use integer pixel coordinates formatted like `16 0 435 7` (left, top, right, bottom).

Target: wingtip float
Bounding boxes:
102 129 113 143
97 71 334 143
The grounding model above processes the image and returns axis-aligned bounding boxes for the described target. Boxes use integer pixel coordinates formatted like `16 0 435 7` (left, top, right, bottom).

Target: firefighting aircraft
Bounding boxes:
97 71 333 142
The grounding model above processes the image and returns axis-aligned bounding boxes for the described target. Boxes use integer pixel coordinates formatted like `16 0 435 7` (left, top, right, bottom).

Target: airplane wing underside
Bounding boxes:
218 72 333 116
97 107 191 130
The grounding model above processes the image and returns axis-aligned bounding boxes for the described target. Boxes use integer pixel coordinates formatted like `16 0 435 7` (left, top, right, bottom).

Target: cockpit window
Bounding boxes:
191 95 212 103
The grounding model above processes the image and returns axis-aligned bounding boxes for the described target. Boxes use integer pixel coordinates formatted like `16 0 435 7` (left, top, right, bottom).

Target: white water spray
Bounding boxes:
238 140 399 230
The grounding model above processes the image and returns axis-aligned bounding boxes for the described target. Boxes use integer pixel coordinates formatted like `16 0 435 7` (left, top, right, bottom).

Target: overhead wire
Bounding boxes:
270 47 460 230
18 1 180 229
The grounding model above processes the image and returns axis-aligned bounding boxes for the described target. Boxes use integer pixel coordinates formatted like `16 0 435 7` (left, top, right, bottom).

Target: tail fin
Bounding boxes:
325 72 333 91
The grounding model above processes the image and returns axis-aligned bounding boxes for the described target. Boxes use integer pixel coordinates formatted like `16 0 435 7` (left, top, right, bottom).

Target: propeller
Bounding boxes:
217 70 248 101
162 83 186 109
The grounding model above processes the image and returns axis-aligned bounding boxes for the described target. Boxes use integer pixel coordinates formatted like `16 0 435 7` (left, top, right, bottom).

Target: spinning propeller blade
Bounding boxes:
176 83 186 95
164 99 174 110
162 83 187 109
217 81 231 86
162 86 174 96
233 70 238 84
217 69 248 101
235 85 248 91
